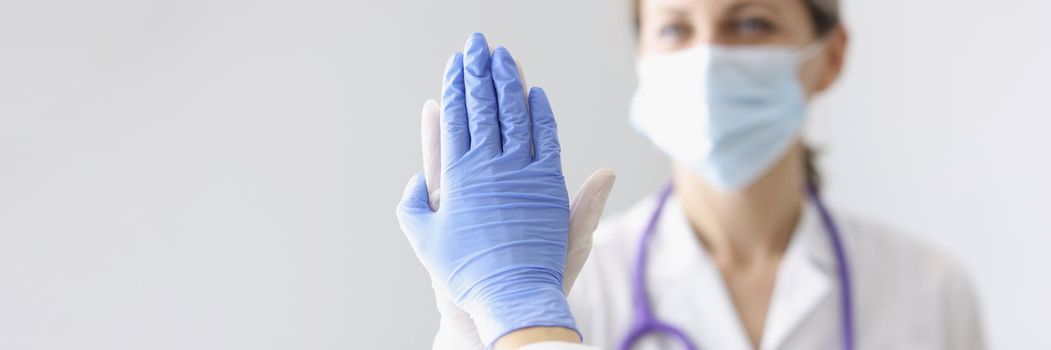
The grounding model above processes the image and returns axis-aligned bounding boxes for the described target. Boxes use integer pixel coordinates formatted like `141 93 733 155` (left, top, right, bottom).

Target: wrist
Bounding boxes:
494 326 581 350
465 283 578 347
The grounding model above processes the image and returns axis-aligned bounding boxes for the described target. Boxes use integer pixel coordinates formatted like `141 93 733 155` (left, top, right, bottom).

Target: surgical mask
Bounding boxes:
629 41 825 190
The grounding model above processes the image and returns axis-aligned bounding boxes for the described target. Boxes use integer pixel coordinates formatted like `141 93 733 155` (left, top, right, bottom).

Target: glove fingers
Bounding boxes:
421 99 441 210
441 53 470 169
491 47 531 164
462 33 501 156
528 87 562 169
516 59 528 94
563 168 616 293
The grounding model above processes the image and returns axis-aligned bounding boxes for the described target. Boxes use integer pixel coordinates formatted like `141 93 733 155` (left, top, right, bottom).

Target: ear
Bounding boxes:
814 25 849 93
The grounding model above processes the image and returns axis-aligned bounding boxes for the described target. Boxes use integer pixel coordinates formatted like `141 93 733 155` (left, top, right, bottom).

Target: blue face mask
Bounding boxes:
630 41 824 190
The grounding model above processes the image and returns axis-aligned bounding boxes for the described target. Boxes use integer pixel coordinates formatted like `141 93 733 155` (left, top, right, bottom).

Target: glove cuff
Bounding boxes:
466 284 578 349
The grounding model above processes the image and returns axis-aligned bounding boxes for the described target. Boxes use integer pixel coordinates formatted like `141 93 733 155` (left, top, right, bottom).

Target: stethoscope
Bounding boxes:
619 182 855 350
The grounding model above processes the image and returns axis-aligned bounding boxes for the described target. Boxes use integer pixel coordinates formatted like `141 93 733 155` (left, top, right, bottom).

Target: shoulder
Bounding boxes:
834 212 985 347
836 213 972 291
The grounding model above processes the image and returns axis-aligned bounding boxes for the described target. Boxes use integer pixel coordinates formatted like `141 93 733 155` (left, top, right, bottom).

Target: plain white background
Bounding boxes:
1 0 1048 348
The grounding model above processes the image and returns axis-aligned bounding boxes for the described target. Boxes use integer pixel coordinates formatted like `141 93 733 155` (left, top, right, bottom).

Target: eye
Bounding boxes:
657 23 691 42
733 17 775 37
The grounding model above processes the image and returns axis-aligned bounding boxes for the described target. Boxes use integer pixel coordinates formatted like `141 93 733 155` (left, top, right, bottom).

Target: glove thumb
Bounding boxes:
564 167 616 293
399 173 432 211
420 99 442 211
396 174 433 245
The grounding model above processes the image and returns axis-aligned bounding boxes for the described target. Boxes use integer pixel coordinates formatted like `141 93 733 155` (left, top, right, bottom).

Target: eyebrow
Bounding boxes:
649 6 690 18
725 0 783 15
648 0 782 19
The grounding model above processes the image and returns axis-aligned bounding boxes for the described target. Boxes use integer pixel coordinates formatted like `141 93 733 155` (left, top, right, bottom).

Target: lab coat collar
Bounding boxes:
761 198 836 350
646 194 835 350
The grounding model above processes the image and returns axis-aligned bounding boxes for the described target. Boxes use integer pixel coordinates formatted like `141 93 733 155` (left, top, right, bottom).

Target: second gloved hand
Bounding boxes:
419 99 615 350
397 33 578 347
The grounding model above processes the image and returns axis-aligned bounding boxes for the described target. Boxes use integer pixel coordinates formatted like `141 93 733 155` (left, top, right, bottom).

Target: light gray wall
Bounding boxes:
0 0 1046 349
808 0 1051 348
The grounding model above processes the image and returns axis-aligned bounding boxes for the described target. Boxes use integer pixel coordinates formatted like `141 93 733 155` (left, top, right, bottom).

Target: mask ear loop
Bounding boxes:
797 36 830 63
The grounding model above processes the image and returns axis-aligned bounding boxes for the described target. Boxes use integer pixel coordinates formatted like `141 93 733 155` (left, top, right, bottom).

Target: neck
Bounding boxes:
672 143 806 267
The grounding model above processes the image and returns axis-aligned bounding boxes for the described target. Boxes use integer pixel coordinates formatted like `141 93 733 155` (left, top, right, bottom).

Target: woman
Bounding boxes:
397 0 985 349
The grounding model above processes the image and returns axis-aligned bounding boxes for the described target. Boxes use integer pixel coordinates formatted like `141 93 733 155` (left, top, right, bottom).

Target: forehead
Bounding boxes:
641 0 798 15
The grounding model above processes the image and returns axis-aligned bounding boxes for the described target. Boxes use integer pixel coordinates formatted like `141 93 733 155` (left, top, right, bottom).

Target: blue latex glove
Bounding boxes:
396 33 577 346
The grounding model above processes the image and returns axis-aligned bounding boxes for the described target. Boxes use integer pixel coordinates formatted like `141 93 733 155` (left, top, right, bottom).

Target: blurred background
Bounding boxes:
1 0 1048 348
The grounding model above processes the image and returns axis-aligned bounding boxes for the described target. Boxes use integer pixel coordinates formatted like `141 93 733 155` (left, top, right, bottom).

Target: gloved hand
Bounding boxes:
419 99 615 350
397 33 611 347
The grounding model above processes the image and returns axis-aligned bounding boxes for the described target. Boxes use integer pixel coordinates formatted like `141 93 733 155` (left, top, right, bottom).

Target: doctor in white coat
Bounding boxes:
399 0 986 349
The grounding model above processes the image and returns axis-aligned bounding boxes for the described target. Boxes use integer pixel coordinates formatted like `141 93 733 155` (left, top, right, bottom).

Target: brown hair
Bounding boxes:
631 0 840 36
631 0 840 189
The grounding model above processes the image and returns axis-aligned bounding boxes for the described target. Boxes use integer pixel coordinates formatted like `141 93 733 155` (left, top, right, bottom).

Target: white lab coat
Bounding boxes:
523 192 985 350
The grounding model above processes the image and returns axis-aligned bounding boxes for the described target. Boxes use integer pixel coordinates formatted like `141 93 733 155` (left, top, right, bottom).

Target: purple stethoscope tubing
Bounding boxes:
618 182 855 350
